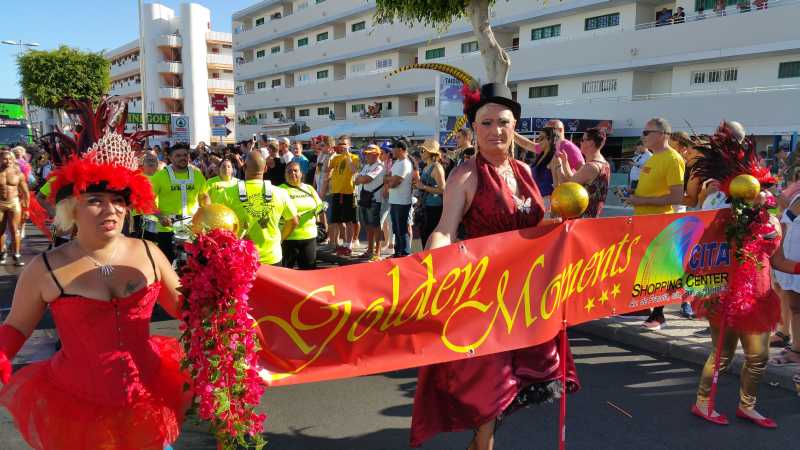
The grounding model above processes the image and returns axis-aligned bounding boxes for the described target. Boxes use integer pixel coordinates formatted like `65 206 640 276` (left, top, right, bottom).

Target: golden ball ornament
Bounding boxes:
728 174 761 201
551 182 589 219
191 204 240 235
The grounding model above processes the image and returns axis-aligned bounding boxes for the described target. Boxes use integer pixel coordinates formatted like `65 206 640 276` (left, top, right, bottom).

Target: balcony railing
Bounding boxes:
110 82 141 97
157 61 183 74
160 87 184 99
110 60 140 78
208 79 235 91
206 30 232 43
207 53 233 66
156 34 182 48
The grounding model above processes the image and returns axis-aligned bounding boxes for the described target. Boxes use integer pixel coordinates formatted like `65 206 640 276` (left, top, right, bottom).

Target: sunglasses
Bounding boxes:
642 130 663 136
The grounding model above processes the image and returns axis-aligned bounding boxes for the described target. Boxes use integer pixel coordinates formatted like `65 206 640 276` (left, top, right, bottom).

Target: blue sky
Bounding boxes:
0 0 254 99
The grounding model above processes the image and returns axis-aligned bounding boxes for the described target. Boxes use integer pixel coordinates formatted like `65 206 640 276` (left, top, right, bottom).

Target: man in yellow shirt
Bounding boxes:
626 117 685 330
149 144 207 262
326 135 360 256
216 150 298 265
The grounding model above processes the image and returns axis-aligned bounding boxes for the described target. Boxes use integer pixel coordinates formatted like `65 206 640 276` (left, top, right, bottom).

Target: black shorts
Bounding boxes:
330 194 357 223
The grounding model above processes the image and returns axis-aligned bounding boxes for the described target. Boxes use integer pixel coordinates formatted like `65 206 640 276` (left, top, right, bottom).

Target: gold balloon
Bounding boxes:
191 204 240 235
551 182 589 219
728 174 761 201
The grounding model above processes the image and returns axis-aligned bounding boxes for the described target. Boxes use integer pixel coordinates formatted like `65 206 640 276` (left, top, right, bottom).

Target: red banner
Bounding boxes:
250 211 732 386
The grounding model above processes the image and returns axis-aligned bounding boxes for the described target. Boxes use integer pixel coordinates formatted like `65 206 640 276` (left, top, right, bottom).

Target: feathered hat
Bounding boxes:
691 128 775 195
44 97 164 213
386 63 520 141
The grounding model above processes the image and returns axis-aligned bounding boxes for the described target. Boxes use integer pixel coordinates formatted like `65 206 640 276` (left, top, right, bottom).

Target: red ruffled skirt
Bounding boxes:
692 290 781 333
0 336 193 450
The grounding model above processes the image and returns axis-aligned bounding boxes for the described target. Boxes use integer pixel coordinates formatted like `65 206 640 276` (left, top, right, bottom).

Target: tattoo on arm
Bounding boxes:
124 281 142 296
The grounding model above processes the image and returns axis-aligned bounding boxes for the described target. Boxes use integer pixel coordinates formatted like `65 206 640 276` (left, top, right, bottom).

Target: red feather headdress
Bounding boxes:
45 97 163 213
690 128 775 195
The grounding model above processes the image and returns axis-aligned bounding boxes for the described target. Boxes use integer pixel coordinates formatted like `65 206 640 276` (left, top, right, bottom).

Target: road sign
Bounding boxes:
211 127 230 137
211 94 228 111
211 115 227 126
171 114 190 143
127 112 171 125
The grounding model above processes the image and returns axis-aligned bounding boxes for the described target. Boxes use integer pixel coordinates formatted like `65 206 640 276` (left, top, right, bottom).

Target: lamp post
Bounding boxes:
3 40 40 142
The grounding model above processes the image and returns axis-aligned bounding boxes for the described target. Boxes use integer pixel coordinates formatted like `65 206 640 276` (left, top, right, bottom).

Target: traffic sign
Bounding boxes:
211 115 227 126
171 114 190 143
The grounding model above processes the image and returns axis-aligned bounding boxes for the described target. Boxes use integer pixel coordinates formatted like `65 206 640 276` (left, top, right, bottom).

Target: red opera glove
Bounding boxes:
0 324 26 383
794 262 800 274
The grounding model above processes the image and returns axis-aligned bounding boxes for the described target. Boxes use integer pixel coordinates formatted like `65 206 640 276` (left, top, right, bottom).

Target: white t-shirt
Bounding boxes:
630 150 653 181
315 152 332 193
360 161 385 196
389 158 413 205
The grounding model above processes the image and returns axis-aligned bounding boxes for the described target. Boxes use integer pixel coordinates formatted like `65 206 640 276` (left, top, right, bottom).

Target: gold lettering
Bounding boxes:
388 254 437 328
616 235 641 273
591 244 616 286
348 298 386 342
495 255 545 332
577 252 599 293
430 266 462 315
610 233 631 276
541 274 563 320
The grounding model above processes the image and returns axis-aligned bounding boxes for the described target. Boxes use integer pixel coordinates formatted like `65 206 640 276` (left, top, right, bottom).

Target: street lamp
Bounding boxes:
3 40 40 142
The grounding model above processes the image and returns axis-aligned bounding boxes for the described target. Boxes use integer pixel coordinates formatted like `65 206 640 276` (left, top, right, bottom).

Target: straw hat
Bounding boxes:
362 144 381 155
419 139 441 156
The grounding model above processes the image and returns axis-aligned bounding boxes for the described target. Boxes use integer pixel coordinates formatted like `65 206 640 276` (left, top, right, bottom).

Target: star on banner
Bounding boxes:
599 290 609 305
585 297 596 313
611 283 621 299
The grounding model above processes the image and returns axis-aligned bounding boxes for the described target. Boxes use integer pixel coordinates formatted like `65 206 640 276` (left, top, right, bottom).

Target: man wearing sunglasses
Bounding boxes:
625 117 685 330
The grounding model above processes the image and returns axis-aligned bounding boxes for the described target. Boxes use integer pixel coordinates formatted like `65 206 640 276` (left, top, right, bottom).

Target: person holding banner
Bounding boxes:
410 83 579 450
149 144 207 262
689 129 782 429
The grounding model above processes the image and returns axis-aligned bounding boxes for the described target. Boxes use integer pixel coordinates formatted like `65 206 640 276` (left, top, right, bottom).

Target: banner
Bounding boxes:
436 75 465 146
251 211 732 386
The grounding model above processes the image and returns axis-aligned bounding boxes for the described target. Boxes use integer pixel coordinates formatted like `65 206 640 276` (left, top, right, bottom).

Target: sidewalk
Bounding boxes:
576 304 799 394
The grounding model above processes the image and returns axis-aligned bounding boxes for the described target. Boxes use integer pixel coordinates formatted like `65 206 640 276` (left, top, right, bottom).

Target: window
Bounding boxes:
317 107 330 116
296 1 308 10
532 24 561 41
299 109 310 117
779 61 800 79
258 112 268 119
351 21 366 32
351 104 365 113
257 81 267 89
297 37 309 47
384 101 392 110
316 32 329 42
350 63 366 73
316 69 329 79
316 0 326 3
256 49 266 58
376 58 392 70
529 85 559 98
582 79 617 94
212 73 220 79
271 79 281 88
425 47 445 60
461 41 479 54
694 0 737 12
585 13 620 31
255 17 265 26
273 111 283 118
270 46 280 54
297 73 311 83
424 97 436 107
691 68 738 85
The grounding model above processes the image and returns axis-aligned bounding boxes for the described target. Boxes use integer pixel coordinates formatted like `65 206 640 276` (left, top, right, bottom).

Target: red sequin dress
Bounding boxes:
410 154 581 447
0 248 192 450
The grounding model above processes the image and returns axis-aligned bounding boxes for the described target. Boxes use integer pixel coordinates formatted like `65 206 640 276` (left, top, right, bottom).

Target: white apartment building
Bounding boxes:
232 0 800 158
107 2 235 147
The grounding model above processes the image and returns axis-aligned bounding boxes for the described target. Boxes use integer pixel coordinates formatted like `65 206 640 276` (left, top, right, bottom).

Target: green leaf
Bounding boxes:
18 45 109 109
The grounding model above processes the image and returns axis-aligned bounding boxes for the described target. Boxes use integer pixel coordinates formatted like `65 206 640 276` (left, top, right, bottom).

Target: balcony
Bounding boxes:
157 61 183 74
521 83 800 137
208 79 235 93
206 30 232 44
156 34 182 48
110 59 140 79
110 82 141 97
234 0 374 50
236 68 433 112
160 87 184 99
207 53 234 67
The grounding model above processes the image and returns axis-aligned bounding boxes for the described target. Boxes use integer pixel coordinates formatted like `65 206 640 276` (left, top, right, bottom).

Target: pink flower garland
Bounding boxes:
179 229 267 450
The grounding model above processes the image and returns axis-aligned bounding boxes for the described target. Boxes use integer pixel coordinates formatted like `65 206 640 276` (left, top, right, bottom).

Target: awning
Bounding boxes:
292 117 435 141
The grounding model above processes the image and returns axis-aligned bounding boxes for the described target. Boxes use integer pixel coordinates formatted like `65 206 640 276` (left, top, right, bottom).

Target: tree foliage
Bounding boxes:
375 0 496 30
18 45 110 109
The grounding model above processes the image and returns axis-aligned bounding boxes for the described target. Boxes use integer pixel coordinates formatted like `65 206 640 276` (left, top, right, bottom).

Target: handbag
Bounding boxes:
358 183 383 208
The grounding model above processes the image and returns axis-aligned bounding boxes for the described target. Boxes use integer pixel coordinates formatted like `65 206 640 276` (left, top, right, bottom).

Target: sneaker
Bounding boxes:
339 247 352 256
369 254 382 262
693 328 712 338
642 319 664 331
0 252 6 264
12 254 24 267
680 302 696 319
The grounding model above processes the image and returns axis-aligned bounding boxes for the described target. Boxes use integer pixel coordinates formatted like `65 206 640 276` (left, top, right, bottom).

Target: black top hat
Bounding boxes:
465 83 521 125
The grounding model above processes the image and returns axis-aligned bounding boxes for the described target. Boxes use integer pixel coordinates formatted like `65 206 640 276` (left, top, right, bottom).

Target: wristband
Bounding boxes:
0 324 26 362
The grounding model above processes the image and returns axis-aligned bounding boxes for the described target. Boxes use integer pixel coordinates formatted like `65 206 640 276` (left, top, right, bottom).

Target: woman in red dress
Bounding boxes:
0 99 192 449
410 83 580 450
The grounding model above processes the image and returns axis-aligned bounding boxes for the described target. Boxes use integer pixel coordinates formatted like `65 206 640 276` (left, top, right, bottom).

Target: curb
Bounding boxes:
575 317 798 394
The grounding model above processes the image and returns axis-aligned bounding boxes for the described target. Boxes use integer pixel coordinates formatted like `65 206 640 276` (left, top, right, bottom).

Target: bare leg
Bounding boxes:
467 420 496 450
352 220 361 247
8 209 20 256
328 223 340 248
0 209 8 261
